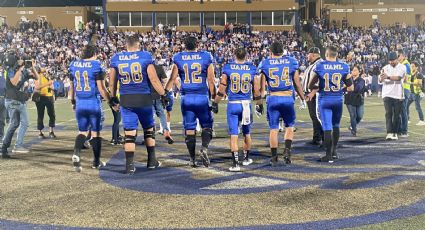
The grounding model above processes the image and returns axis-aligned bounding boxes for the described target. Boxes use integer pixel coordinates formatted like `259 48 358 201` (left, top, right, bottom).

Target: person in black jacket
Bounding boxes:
345 65 366 136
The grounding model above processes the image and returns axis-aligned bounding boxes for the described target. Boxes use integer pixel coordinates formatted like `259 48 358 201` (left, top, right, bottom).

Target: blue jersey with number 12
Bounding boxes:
68 60 105 100
173 51 213 95
110 51 154 95
314 60 350 97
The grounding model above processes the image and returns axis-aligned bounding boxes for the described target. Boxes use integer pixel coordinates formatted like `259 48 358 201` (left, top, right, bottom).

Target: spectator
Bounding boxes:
407 61 424 126
398 50 411 137
34 67 56 139
379 52 406 141
345 65 366 136
0 64 6 143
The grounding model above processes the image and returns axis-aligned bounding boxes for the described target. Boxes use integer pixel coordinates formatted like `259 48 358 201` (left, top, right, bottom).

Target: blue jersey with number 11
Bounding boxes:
110 51 154 95
173 51 213 95
68 60 105 100
314 60 350 97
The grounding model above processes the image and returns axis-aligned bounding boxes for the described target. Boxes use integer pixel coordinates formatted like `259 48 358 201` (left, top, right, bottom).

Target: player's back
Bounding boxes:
315 60 350 97
257 56 299 93
173 51 213 95
69 59 103 100
110 50 153 95
223 62 256 101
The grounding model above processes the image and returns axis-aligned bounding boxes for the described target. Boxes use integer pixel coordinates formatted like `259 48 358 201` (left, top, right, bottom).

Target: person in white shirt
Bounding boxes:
379 52 406 140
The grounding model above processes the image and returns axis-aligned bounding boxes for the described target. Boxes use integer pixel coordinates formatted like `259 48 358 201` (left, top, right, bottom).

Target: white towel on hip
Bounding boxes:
241 100 251 125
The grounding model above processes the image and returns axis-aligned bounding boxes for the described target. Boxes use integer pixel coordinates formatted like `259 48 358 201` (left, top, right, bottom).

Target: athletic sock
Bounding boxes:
232 151 239 165
271 148 277 157
90 137 102 164
146 146 156 166
332 127 340 154
74 134 86 156
185 135 196 159
323 130 332 157
201 128 213 149
244 150 250 160
167 122 171 132
125 151 134 165
284 139 292 150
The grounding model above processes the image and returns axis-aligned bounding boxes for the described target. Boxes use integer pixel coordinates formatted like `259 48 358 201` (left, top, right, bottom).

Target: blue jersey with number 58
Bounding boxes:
68 60 105 100
110 51 154 95
222 62 256 101
257 56 298 93
314 60 350 97
173 51 213 95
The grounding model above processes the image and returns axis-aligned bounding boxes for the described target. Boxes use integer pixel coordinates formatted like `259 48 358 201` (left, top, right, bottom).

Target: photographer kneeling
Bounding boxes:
1 54 38 158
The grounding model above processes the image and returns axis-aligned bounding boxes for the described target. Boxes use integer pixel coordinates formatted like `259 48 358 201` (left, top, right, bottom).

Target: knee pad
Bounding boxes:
124 135 136 144
144 129 155 140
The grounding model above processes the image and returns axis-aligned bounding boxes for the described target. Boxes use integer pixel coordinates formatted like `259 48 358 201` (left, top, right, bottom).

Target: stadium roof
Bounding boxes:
0 0 102 7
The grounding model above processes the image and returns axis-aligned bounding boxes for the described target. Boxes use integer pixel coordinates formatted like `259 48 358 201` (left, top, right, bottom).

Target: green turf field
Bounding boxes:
0 95 424 229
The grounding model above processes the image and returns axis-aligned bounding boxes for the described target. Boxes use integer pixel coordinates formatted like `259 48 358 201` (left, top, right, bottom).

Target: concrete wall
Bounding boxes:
0 7 88 29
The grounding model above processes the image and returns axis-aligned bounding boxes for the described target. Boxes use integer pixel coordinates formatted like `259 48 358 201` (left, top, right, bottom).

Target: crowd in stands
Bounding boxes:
1 18 425 97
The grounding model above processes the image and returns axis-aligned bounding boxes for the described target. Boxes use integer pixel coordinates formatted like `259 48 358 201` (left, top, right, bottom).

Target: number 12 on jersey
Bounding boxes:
183 63 202 84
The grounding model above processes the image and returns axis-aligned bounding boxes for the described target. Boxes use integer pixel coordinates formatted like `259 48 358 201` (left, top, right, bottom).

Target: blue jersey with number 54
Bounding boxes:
257 56 299 93
68 60 105 100
222 62 256 101
110 51 154 95
314 60 350 97
173 51 213 95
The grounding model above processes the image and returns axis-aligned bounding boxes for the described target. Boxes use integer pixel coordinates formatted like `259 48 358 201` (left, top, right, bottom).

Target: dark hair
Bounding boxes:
351 65 363 75
411 61 419 67
270 41 283 56
326 45 338 58
184 36 197 51
82 45 97 59
235 47 247 60
126 34 140 47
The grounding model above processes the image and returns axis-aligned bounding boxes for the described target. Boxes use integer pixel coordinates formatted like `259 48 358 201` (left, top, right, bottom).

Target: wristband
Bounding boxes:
71 99 76 105
217 92 224 97
253 96 261 100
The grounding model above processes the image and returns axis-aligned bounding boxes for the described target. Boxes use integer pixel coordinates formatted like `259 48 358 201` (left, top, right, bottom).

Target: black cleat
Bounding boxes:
126 163 136 175
332 152 339 160
270 156 278 167
38 133 45 139
1 153 11 159
189 158 198 168
283 148 292 164
91 160 106 169
147 160 162 169
198 148 210 167
320 155 334 163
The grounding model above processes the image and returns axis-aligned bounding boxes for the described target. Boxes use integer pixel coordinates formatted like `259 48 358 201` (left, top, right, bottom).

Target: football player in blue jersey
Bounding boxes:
68 44 112 172
212 47 256 172
254 42 306 166
109 35 168 175
165 36 216 168
309 46 353 163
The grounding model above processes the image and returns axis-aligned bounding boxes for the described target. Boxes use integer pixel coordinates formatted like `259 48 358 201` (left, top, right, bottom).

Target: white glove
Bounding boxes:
299 100 307 110
420 92 425 98
255 104 263 118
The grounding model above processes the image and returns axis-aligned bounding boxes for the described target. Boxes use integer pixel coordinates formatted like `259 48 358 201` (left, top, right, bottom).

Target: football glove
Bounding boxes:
109 96 120 107
299 100 307 110
255 104 264 117
161 90 171 108
211 102 219 114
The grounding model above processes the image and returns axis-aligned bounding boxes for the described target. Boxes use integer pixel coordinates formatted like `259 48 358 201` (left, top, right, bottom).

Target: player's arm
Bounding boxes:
214 74 227 104
165 64 178 92
207 64 217 99
108 68 118 97
68 73 76 110
254 74 265 104
293 70 305 101
96 73 111 102
147 64 165 96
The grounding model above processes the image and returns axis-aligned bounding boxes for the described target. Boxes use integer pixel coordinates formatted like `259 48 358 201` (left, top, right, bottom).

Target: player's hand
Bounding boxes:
255 104 263 117
299 100 307 110
211 102 219 114
111 105 120 112
161 90 170 108
109 96 120 107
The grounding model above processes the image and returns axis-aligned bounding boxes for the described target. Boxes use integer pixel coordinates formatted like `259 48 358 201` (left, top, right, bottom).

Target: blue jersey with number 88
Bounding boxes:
110 51 154 95
222 62 256 101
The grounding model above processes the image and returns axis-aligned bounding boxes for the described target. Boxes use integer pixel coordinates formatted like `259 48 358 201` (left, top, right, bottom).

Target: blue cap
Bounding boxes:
388 52 398 61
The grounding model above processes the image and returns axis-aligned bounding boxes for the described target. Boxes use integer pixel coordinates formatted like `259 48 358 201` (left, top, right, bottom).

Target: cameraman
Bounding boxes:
1 54 38 158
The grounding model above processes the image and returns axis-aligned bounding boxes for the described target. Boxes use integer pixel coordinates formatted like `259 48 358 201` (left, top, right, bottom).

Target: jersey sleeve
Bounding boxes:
313 61 323 78
290 57 300 74
67 62 74 81
342 63 353 87
206 52 214 66
256 60 266 77
110 55 118 69
95 61 106 81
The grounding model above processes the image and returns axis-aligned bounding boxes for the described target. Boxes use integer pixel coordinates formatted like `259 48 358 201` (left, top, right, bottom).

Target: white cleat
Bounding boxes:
416 121 425 126
72 155 82 172
242 158 253 166
229 165 241 172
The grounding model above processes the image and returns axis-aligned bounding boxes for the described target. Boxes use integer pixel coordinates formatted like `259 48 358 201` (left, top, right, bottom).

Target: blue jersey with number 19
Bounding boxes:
110 51 154 95
257 56 299 92
222 62 256 101
68 60 105 100
315 60 350 97
172 51 213 95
